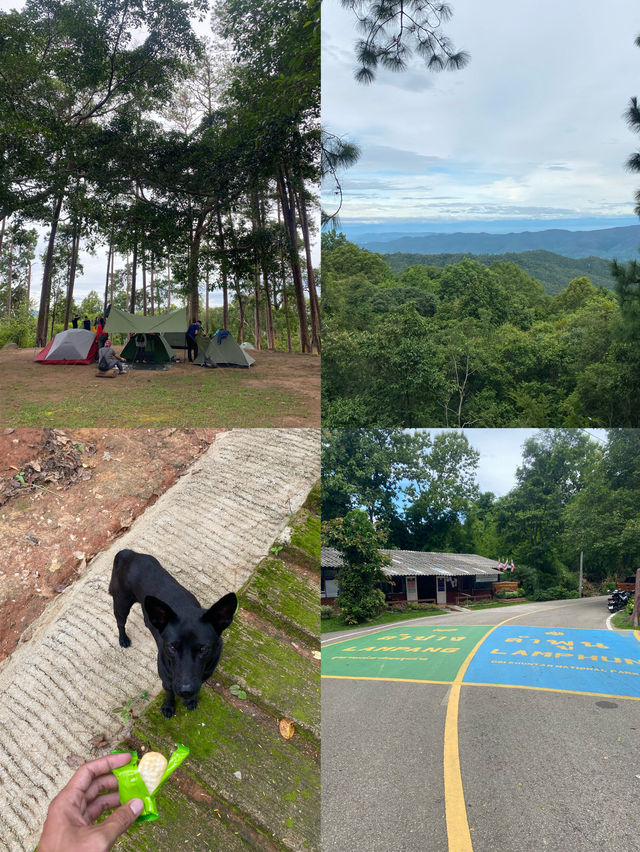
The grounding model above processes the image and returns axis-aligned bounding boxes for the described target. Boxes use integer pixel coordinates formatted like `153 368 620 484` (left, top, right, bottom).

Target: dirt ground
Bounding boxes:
0 427 221 662
0 347 320 427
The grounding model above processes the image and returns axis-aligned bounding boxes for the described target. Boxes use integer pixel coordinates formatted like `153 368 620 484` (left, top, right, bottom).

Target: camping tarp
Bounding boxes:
120 333 176 363
104 306 188 335
194 332 255 368
34 329 99 365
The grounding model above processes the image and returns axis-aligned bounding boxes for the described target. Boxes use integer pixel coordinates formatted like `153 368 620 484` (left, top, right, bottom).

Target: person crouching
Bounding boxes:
98 339 127 374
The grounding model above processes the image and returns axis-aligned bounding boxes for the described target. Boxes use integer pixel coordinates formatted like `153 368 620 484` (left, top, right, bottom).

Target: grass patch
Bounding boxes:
0 357 318 427
7 379 303 427
611 611 640 632
321 607 443 634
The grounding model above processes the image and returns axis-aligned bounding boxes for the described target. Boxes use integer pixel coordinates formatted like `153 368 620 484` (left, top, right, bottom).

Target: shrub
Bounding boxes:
321 605 334 620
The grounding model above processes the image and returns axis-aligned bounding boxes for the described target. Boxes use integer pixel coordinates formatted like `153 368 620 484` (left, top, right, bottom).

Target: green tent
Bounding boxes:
104 306 188 335
120 332 176 364
162 331 211 353
194 332 255 368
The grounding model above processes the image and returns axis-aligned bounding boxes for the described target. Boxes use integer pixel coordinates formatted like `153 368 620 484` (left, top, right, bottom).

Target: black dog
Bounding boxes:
109 549 237 718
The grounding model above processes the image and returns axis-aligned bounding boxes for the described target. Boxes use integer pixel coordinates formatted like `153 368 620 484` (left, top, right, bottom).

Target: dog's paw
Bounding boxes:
161 703 175 719
119 635 131 648
184 697 198 711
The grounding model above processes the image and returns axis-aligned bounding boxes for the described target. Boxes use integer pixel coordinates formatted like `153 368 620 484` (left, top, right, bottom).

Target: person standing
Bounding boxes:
83 315 91 330
185 319 202 363
71 314 81 329
95 319 107 349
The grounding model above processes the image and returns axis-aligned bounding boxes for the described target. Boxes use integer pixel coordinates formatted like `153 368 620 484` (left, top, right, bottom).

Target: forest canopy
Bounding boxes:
322 234 640 427
0 0 320 353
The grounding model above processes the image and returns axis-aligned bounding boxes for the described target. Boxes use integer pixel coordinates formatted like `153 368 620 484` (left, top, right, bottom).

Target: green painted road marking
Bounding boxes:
321 625 491 683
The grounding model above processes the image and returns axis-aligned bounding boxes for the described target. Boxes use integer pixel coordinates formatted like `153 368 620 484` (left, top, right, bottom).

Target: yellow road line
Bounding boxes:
443 607 552 852
321 674 451 685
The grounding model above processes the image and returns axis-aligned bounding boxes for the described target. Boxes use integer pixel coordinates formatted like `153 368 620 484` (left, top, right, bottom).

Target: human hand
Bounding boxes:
38 752 144 852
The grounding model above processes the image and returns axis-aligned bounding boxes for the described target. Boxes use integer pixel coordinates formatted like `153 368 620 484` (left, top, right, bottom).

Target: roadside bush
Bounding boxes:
321 605 334 620
532 585 579 601
340 588 386 624
497 590 521 599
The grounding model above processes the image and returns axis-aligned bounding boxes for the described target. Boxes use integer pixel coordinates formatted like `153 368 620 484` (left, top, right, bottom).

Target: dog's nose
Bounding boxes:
177 684 195 697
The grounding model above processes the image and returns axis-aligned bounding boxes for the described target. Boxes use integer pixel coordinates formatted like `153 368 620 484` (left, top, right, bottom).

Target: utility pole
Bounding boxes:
578 530 584 598
633 568 640 629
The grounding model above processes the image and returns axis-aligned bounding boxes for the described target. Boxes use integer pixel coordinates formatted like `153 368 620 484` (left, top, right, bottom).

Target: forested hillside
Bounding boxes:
359 224 640 259
383 250 615 295
322 233 640 427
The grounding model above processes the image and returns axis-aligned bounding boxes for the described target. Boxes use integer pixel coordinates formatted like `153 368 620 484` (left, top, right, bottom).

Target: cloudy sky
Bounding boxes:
322 0 640 226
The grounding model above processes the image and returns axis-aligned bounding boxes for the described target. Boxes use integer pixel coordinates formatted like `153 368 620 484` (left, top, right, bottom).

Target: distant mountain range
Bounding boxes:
356 225 640 260
383 250 616 295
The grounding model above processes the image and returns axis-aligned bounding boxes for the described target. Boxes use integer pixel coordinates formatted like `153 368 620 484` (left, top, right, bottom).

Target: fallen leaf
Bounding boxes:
48 559 62 573
279 718 295 740
64 753 84 769
312 650 321 660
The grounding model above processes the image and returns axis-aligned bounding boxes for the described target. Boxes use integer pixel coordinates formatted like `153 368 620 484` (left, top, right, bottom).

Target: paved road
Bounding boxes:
322 598 640 851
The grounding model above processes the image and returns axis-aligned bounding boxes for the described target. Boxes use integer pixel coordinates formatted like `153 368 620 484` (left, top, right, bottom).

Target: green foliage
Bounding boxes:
0 311 37 348
323 236 639 426
320 605 334 619
322 509 389 624
385 250 617 295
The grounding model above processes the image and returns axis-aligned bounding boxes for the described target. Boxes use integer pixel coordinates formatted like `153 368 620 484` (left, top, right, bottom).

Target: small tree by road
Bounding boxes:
323 509 390 624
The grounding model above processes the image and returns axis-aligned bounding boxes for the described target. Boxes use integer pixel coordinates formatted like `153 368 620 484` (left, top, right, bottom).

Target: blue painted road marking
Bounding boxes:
464 626 640 698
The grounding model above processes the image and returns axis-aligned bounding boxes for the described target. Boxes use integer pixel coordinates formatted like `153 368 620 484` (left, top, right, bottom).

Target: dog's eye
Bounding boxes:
199 646 209 656
167 644 177 655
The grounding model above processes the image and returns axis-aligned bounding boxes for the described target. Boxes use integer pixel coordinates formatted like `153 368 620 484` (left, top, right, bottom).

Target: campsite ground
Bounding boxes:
0 427 220 662
0 347 320 427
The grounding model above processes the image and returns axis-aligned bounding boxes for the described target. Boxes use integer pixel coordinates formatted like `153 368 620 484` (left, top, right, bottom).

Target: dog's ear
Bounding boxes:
202 592 238 633
144 596 178 632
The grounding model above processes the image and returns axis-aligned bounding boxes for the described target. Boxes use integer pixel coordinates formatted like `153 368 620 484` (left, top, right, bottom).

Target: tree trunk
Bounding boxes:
167 256 171 311
277 201 292 353
27 260 31 308
205 265 210 333
6 234 13 317
235 278 245 342
142 247 147 315
277 164 310 352
253 266 261 350
295 190 321 353
64 225 80 329
187 212 207 322
125 250 131 305
129 239 138 313
103 242 113 316
215 208 229 329
110 244 115 306
150 261 155 315
262 271 275 350
36 194 64 346
0 216 5 257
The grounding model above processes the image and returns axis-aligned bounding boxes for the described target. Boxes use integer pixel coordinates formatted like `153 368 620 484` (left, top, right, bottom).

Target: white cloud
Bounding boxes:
323 0 640 223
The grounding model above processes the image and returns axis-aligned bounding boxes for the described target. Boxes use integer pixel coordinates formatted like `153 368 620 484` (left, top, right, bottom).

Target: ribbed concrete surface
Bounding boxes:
0 428 320 852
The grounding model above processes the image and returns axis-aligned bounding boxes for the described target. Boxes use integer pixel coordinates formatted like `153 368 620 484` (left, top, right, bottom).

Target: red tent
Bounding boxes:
34 329 99 365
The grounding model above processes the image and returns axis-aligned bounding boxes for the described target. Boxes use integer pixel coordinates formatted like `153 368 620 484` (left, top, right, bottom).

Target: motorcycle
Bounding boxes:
607 589 630 613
